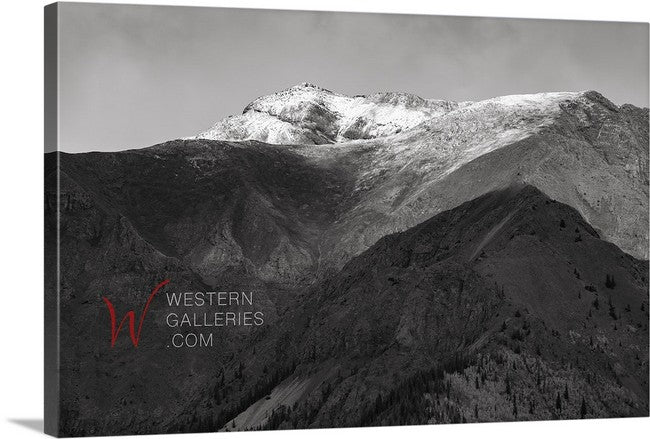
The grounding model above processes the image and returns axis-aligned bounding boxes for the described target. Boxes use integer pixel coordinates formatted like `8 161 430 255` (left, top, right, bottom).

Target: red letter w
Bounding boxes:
102 279 170 347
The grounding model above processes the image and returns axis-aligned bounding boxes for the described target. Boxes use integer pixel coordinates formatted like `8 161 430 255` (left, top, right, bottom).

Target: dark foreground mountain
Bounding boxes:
180 185 648 431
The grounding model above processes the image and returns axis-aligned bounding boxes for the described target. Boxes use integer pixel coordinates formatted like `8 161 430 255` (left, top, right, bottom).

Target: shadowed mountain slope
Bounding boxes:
193 185 648 431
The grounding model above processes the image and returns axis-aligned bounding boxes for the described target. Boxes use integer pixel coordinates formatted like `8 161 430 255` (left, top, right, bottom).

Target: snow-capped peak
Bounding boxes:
193 85 612 146
195 83 462 144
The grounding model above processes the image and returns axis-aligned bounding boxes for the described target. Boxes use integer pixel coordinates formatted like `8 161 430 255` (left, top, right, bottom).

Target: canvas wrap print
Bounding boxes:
44 3 650 437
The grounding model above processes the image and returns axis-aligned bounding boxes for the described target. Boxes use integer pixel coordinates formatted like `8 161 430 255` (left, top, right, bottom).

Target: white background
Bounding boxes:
0 0 648 438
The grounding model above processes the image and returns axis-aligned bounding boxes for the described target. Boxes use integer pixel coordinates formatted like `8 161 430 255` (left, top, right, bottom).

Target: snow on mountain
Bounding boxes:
194 82 467 144
193 83 611 149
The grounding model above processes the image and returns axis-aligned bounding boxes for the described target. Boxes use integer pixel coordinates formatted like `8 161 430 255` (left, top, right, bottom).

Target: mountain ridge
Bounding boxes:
192 84 646 147
51 86 649 293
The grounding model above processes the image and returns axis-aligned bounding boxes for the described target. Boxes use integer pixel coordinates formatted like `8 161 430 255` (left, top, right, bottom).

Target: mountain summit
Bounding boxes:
194 83 465 144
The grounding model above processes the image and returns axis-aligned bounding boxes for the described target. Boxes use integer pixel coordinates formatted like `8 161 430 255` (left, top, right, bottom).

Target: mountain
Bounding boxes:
174 185 649 431
194 82 465 144
55 86 649 292
45 85 649 435
197 85 649 262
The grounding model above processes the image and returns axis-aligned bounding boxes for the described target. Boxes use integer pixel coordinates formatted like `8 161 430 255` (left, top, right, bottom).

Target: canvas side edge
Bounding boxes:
44 3 61 437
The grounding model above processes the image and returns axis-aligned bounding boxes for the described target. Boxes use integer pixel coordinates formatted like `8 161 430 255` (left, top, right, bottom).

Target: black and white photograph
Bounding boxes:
2 1 650 439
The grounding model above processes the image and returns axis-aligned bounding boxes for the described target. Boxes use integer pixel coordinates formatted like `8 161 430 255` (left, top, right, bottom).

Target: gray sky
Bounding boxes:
58 2 649 152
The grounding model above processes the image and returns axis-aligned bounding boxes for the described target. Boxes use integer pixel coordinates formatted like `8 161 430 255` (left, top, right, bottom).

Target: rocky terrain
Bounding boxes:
197 185 648 431
194 82 466 144
45 84 649 435
198 84 648 262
